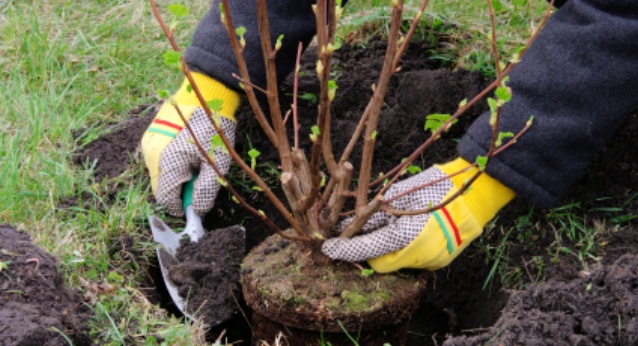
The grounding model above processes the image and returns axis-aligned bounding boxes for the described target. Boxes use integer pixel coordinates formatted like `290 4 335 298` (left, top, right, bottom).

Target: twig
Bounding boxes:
171 104 309 241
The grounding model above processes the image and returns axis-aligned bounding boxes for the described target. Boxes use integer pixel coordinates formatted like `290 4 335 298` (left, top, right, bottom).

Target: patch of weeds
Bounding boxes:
480 222 515 292
545 202 605 270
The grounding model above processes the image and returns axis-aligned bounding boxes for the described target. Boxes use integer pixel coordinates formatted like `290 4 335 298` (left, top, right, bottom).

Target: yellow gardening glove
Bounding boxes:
322 157 515 273
141 72 240 217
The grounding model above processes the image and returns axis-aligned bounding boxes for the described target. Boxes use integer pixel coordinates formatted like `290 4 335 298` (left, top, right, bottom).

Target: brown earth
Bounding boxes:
0 224 92 346
66 36 638 345
241 232 426 346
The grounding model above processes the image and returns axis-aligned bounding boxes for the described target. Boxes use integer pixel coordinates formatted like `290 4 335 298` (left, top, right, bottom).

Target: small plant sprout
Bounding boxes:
235 26 247 48
149 0 553 261
0 260 11 272
248 148 261 170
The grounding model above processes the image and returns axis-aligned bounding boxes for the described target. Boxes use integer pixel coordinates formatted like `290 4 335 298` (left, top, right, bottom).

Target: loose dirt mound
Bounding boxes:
0 224 92 346
445 253 638 345
168 226 245 326
71 35 638 345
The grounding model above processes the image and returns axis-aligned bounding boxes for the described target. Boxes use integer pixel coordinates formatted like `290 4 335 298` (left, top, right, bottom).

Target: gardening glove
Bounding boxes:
141 72 240 217
322 157 515 273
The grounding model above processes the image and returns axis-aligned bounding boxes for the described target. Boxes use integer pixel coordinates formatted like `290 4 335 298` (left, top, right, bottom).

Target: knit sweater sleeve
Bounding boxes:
184 0 317 91
459 0 638 208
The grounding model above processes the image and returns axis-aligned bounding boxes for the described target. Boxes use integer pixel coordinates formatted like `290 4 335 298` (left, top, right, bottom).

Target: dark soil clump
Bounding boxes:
0 224 92 346
168 226 245 326
72 104 156 180
445 253 638 345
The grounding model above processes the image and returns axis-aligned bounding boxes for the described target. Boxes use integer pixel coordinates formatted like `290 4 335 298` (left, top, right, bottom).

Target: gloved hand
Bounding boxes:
322 158 515 273
141 72 240 217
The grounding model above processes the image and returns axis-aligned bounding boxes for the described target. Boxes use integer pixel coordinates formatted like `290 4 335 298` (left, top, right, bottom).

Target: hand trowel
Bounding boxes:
148 176 204 321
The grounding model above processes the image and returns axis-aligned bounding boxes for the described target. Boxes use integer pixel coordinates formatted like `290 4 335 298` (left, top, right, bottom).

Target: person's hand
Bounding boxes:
322 158 515 273
141 72 240 217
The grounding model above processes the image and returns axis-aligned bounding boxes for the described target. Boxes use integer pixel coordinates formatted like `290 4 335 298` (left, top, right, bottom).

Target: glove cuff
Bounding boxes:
437 157 515 225
173 72 241 121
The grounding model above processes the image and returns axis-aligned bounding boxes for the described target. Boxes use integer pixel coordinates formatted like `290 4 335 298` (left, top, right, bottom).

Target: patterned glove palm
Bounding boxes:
141 72 240 217
322 158 515 273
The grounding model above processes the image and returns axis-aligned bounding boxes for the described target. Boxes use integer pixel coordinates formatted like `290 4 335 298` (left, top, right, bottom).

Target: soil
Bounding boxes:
168 225 245 326
68 35 638 345
0 224 92 346
241 232 426 346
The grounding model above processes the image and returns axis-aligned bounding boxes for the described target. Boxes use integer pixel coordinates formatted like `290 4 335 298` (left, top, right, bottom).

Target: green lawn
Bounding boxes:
0 0 549 344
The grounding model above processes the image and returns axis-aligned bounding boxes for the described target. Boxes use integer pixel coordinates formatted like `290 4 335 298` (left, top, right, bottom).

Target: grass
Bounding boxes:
1 0 559 344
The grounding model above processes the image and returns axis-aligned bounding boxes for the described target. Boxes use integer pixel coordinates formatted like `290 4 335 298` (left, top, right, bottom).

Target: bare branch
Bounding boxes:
219 0 279 148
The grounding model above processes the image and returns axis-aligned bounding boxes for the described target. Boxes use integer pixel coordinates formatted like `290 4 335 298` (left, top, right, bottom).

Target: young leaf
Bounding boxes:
496 131 514 147
487 97 498 113
328 80 338 101
167 4 189 18
400 158 422 175
235 26 246 37
207 98 224 113
495 86 511 102
210 134 228 154
475 156 488 171
157 89 169 99
216 176 227 187
298 92 317 104
248 148 261 169
218 3 226 23
424 113 455 135
162 50 182 69
236 26 247 48
310 125 321 142
361 268 375 277
275 34 284 51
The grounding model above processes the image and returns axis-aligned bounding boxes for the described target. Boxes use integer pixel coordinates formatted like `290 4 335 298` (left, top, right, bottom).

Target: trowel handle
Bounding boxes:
182 173 197 211
182 173 205 242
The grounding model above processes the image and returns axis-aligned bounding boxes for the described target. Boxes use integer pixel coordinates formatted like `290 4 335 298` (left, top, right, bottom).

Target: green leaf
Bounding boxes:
275 34 284 51
210 134 228 154
327 80 338 101
371 130 378 139
495 86 511 102
310 125 321 142
235 26 246 37
361 268 375 277
298 92 317 104
496 131 514 147
157 89 169 99
424 113 455 134
207 99 224 113
162 50 182 69
407 165 422 174
167 4 189 18
475 156 488 171
487 97 498 113
400 158 422 175
248 148 261 169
